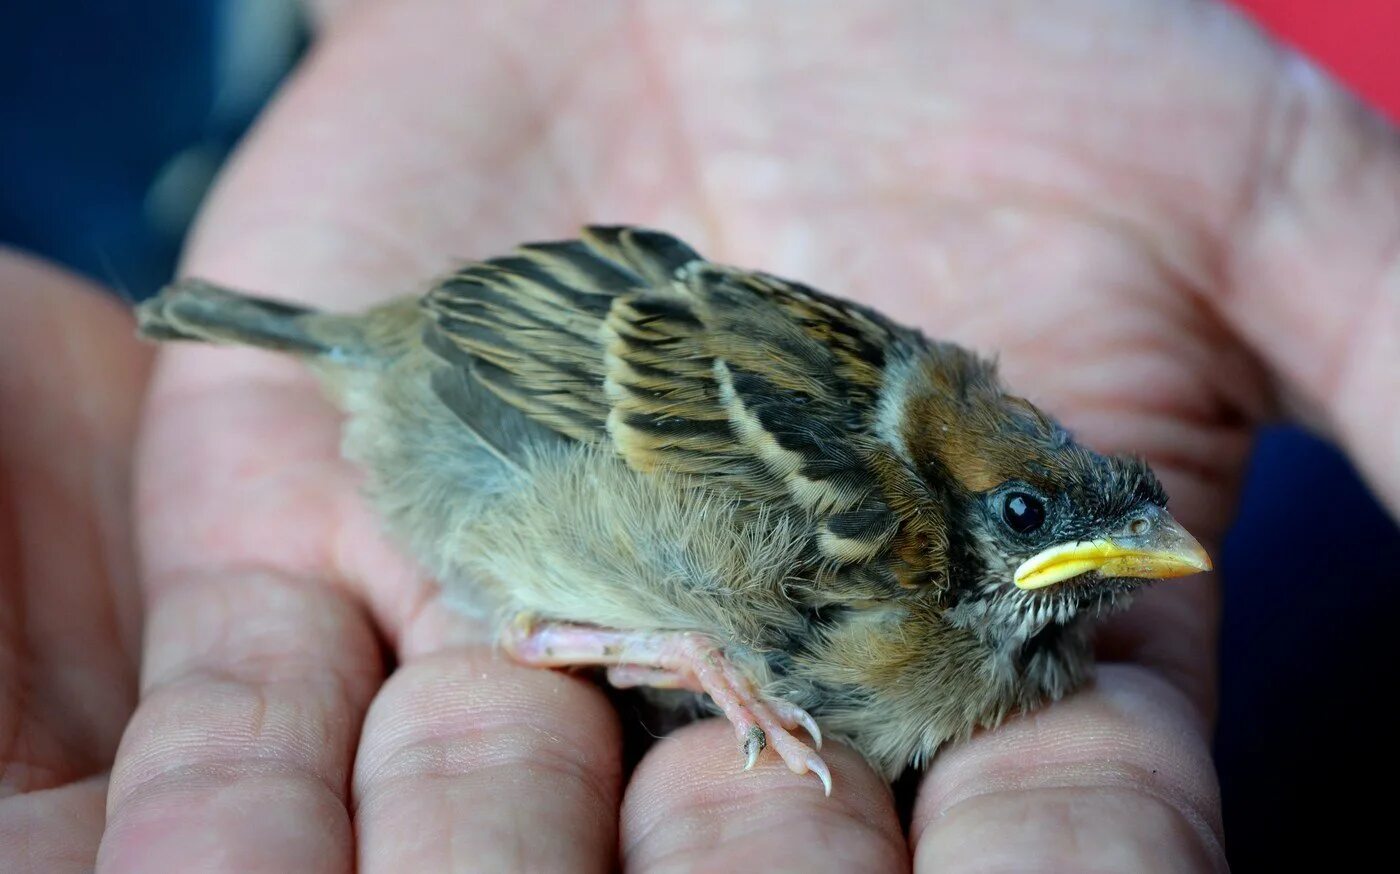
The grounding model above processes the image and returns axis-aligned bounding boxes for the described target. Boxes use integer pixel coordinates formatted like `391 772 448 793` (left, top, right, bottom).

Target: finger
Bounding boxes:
621 720 907 873
0 252 149 790
0 254 150 873
911 664 1224 873
1215 46 1400 512
0 775 108 874
98 568 383 873
352 650 621 873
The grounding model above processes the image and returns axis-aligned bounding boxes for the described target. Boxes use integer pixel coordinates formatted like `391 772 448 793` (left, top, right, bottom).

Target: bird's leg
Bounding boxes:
502 617 831 795
604 664 698 690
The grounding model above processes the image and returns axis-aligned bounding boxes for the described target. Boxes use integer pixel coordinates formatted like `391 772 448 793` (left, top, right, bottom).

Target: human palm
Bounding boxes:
4 1 1396 871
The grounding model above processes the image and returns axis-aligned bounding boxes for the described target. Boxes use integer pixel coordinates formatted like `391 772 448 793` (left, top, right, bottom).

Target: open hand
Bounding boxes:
4 1 1396 871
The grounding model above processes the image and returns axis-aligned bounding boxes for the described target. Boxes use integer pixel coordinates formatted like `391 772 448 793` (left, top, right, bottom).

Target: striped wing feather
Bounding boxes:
422 226 917 567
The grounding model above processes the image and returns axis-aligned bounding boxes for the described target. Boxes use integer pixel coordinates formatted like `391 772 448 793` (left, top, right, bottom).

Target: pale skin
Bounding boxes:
1 0 1397 870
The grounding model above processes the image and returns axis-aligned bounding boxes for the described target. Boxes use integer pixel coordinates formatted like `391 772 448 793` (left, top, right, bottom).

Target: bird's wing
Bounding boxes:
421 232 645 444
423 226 918 567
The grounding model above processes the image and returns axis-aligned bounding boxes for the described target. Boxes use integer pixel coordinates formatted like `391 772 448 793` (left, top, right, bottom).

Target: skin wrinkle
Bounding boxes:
146 626 378 717
631 799 903 871
926 752 1217 845
627 789 896 868
99 775 351 874
352 657 621 873
1052 382 1243 444
929 789 1222 870
915 788 1220 873
105 701 360 855
359 744 615 820
1039 348 1231 436
109 756 344 815
355 683 615 787
137 559 343 606
361 661 602 738
1088 280 1262 426
136 570 383 698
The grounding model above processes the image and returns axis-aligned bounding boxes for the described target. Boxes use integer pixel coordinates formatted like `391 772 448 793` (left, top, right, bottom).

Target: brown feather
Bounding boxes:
421 227 927 559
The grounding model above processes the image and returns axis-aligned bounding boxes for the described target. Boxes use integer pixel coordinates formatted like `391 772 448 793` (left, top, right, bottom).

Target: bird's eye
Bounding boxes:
1001 492 1046 534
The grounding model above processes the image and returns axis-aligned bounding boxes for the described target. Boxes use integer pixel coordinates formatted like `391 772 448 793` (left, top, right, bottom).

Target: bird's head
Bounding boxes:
881 347 1211 645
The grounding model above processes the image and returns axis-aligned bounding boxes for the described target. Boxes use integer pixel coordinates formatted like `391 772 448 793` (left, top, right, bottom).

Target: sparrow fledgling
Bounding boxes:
137 226 1210 794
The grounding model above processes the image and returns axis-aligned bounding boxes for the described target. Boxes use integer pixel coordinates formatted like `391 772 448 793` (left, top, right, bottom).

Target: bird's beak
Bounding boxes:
1013 505 1212 591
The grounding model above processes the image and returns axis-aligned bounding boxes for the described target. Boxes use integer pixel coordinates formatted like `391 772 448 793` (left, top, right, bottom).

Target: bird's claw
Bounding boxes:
743 726 766 771
806 754 834 797
774 699 823 750
737 696 830 794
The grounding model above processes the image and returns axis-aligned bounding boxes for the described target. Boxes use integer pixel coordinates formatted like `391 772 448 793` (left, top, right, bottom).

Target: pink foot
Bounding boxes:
502 618 831 795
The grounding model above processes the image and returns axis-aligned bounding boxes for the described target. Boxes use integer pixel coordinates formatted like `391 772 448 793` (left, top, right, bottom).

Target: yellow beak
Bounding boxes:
1013 506 1212 591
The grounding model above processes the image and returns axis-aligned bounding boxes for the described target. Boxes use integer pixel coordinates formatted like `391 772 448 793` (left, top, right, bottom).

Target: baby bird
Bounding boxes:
137 226 1210 794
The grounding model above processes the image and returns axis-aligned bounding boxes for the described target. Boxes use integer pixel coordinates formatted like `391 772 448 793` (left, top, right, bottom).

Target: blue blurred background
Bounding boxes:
2 2 1396 870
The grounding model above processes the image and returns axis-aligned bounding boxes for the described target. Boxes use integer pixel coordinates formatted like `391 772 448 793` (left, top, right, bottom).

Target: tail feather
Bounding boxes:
137 280 337 356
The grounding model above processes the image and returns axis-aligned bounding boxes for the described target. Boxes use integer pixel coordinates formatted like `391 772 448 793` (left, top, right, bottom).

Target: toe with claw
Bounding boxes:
502 619 834 795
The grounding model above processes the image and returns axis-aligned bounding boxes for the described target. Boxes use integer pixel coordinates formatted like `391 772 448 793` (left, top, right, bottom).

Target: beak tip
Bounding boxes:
1162 547 1213 579
1180 534 1214 575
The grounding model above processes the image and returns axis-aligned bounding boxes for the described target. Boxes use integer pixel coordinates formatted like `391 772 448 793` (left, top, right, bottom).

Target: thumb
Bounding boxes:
1219 55 1399 514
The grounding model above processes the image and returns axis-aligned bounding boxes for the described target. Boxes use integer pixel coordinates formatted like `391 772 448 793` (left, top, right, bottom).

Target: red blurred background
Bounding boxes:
1228 0 1399 119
